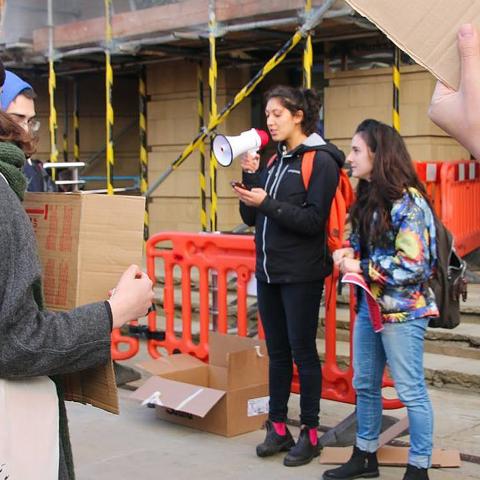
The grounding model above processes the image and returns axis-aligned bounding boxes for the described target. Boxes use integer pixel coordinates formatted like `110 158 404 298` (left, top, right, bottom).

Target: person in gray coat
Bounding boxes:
0 63 154 479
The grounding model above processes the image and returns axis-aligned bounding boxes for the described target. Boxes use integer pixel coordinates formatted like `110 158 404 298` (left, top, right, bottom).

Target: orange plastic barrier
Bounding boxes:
415 162 442 217
416 160 480 256
144 231 402 410
111 320 140 361
440 161 480 256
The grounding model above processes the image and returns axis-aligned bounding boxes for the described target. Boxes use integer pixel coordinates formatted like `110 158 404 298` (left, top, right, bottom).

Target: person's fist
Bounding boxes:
240 151 260 173
332 247 354 267
108 264 154 329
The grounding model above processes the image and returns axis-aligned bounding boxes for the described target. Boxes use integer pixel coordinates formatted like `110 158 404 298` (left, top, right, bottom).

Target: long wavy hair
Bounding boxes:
350 119 430 244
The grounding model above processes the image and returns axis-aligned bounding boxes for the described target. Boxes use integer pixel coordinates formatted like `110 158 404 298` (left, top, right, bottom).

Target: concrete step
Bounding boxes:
316 339 480 393
325 307 480 360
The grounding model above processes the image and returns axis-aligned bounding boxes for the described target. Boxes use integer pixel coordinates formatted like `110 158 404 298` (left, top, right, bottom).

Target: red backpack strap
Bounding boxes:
267 153 278 168
300 150 316 189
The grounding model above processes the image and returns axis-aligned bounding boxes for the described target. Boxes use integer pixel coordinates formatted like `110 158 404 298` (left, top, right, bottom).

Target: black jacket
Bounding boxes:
240 133 345 283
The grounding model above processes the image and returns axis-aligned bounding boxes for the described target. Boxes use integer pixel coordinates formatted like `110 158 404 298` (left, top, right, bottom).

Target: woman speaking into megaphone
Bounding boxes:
233 85 345 467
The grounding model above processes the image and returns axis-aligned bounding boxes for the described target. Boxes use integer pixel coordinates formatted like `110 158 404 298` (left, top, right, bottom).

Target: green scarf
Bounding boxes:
0 143 75 479
0 142 27 200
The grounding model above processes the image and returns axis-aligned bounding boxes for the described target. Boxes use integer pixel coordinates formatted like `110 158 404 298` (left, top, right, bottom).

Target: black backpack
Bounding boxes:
428 216 468 329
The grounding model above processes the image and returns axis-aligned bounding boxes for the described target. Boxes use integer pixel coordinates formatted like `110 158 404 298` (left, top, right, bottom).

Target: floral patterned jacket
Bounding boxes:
350 188 439 323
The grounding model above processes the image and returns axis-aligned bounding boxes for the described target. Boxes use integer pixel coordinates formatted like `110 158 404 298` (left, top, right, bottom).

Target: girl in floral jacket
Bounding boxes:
324 119 438 480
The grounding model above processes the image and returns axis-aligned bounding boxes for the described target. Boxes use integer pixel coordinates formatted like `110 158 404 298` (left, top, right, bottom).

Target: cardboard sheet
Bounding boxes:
320 446 461 467
345 0 480 89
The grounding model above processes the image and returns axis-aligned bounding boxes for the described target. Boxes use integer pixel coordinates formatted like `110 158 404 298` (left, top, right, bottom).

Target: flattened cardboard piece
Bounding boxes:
345 0 480 89
23 193 144 414
24 192 145 311
137 353 204 376
62 360 119 414
130 376 225 418
320 446 461 467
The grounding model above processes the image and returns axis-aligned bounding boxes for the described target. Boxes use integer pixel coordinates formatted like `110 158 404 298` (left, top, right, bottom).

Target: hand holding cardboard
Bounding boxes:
345 1 480 157
428 24 480 159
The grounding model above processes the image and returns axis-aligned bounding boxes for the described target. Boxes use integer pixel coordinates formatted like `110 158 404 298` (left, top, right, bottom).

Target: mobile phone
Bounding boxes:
230 180 251 190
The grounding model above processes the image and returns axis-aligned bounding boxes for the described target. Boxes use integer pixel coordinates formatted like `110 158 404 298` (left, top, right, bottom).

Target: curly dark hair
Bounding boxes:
264 85 321 135
350 119 430 244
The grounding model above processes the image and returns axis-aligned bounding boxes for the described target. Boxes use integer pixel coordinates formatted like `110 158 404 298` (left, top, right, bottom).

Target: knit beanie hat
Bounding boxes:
0 70 33 111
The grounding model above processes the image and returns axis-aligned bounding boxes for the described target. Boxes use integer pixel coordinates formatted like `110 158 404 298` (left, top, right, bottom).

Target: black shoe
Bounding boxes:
322 446 379 479
402 464 430 480
283 426 321 467
256 420 295 458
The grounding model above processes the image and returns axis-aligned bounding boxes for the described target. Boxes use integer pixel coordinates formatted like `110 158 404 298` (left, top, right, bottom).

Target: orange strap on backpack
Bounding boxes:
268 150 354 253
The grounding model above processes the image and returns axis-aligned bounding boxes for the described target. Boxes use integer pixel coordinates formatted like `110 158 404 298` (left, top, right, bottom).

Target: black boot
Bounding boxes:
322 446 379 479
402 464 430 480
256 420 295 457
283 426 321 467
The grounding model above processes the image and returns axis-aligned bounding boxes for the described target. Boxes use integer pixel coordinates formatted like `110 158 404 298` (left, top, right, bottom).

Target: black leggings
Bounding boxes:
257 279 324 428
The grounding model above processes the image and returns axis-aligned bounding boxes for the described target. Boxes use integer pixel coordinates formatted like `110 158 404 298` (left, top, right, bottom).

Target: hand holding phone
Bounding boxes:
230 181 251 190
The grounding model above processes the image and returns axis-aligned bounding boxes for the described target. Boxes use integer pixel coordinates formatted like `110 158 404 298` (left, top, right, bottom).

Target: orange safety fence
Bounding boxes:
415 160 480 256
109 230 401 410
440 161 480 256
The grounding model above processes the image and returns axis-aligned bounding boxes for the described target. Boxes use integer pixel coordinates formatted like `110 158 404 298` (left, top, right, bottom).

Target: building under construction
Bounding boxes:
0 0 473 240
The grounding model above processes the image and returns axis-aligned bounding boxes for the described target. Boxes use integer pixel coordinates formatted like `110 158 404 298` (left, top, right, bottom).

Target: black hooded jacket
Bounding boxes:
240 133 345 283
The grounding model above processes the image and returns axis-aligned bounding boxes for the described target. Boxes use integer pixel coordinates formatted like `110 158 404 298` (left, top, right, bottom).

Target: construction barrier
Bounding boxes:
134 231 402 410
441 161 480 256
415 160 480 256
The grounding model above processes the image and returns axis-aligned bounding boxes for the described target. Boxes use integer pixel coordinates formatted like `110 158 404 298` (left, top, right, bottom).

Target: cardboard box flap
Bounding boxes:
130 376 225 418
345 0 480 90
208 332 267 368
137 353 205 376
226 347 268 390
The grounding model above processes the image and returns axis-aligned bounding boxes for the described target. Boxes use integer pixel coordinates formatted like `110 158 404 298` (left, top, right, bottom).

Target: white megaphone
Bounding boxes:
213 128 269 167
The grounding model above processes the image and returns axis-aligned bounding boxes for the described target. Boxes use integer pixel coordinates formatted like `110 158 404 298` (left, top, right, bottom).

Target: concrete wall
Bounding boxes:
324 65 470 161
146 60 253 233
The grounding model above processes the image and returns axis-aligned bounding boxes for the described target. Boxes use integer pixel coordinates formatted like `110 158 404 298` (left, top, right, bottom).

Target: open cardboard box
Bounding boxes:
24 192 146 415
131 332 269 436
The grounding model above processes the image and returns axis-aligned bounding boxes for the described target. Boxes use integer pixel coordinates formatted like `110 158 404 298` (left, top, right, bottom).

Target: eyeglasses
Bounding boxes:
9 113 41 133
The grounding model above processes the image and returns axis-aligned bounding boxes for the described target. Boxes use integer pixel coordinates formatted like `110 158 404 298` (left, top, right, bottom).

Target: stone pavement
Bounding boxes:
68 380 480 479
67 285 480 479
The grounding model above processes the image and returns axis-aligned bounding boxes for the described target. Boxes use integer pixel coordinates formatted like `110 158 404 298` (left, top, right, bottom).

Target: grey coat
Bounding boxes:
0 178 112 479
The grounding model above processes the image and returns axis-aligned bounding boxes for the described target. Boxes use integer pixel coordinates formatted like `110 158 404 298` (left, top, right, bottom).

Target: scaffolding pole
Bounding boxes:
208 0 218 231
139 66 149 241
105 0 115 195
73 80 80 189
63 80 69 163
47 0 58 180
393 46 400 132
303 0 313 88
146 0 336 197
197 62 207 231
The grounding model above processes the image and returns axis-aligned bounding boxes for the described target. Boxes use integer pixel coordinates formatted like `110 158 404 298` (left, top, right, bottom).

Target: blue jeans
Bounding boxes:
353 294 433 469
